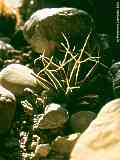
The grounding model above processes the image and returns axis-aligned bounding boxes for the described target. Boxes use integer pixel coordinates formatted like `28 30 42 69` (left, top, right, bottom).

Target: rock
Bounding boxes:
52 133 80 154
69 111 96 133
31 134 40 151
0 85 16 135
110 62 120 97
70 99 120 160
32 134 40 143
22 153 32 160
35 143 51 158
0 64 42 95
0 40 15 68
31 141 38 151
21 100 33 116
23 7 94 56
36 103 69 129
0 40 14 60
0 40 14 50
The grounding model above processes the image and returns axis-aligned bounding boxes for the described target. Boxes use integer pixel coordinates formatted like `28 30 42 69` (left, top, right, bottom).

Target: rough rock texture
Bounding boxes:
35 103 69 129
0 85 16 135
70 99 120 160
0 63 41 95
69 111 96 133
110 62 120 97
52 133 80 154
35 143 51 158
23 7 94 56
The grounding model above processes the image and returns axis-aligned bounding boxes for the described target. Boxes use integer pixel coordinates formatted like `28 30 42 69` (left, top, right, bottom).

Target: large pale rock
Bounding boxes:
0 85 16 135
0 64 41 95
23 7 94 56
70 99 120 160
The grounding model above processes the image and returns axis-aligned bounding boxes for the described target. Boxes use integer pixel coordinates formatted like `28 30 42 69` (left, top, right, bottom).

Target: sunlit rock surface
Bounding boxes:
35 103 69 129
70 99 120 160
0 64 41 95
52 133 80 154
23 7 94 56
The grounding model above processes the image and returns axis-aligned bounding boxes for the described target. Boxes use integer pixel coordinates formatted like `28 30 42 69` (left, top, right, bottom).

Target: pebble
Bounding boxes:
37 103 69 129
52 133 80 154
35 143 51 158
31 142 38 151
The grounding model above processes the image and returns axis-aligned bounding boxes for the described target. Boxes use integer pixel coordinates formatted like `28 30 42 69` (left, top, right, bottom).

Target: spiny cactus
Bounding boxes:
30 33 109 113
33 32 100 96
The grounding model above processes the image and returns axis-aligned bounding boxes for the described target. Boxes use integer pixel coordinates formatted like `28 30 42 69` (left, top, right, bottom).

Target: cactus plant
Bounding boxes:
32 32 101 108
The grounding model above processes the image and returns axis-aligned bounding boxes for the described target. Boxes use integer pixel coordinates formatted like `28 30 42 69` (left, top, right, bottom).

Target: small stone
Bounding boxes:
29 153 36 160
0 40 14 53
0 85 16 135
0 64 42 95
35 144 51 158
32 135 40 142
31 142 38 151
33 114 44 131
52 133 80 154
21 100 33 116
37 103 69 129
22 153 31 160
20 131 27 138
69 111 96 133
0 40 14 67
70 99 120 160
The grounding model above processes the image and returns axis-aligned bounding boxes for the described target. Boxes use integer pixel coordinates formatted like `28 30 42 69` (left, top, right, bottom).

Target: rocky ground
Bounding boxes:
0 1 119 160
